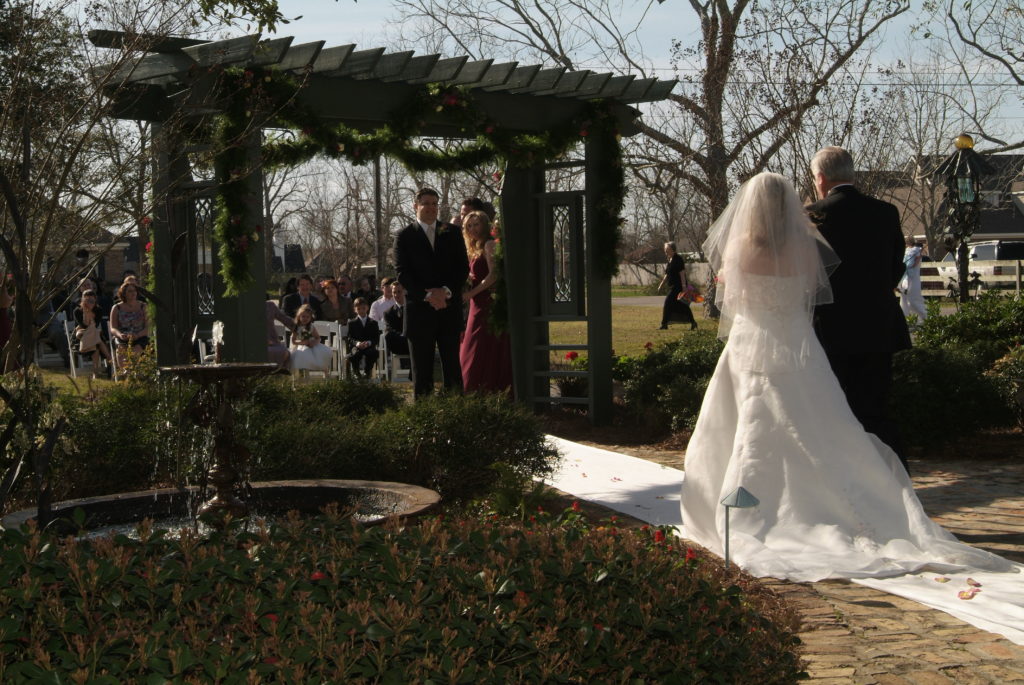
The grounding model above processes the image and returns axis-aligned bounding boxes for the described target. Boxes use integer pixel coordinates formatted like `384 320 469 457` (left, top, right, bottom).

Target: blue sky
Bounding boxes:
263 1 684 67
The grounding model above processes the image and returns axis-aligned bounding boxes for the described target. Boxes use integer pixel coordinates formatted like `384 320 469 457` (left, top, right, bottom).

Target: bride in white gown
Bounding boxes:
680 172 1016 583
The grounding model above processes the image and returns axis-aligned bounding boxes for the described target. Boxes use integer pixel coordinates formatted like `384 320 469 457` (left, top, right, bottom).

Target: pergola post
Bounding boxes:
151 122 199 366
213 132 268 363
585 137 614 424
501 163 544 402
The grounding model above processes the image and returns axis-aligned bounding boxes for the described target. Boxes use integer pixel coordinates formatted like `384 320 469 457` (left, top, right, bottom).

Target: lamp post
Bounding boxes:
934 134 993 304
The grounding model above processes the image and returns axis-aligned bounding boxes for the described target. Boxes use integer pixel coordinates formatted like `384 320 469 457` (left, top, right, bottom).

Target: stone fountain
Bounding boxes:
2 363 439 533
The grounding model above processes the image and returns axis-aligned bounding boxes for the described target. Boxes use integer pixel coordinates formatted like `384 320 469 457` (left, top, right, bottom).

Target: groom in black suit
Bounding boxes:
395 188 470 398
807 146 912 472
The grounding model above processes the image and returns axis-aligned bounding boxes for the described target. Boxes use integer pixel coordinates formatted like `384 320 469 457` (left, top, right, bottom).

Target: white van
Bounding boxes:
938 240 1024 282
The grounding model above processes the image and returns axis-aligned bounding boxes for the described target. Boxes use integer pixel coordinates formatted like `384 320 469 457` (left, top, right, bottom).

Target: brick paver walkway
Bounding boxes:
560 441 1024 683
781 457 1024 683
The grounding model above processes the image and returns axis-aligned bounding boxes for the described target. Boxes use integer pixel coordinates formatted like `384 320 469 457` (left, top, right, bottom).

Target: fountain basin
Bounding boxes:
1 480 440 533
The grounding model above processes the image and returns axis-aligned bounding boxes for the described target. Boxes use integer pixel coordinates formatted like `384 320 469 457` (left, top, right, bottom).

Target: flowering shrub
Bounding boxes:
0 508 803 682
614 333 725 432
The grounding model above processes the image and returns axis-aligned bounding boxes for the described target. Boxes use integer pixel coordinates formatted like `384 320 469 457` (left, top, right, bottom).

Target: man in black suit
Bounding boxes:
807 146 912 472
281 274 323 320
395 187 470 398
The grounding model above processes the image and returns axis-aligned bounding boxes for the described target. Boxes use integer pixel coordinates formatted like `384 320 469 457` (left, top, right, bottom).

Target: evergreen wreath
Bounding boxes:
210 65 625 296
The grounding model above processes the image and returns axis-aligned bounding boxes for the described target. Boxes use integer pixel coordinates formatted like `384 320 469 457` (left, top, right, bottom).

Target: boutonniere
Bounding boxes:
437 224 448 236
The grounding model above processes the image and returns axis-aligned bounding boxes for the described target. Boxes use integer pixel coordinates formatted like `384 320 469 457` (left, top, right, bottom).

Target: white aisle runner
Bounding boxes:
544 436 1024 645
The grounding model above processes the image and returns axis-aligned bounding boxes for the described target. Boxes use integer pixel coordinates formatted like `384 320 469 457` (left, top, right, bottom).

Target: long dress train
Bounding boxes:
680 274 1015 582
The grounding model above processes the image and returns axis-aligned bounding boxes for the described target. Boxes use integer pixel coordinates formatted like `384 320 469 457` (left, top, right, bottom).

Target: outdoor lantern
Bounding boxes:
934 133 993 303
720 486 759 570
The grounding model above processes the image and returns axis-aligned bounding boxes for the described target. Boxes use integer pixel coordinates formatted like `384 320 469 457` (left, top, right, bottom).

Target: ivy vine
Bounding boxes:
210 65 625 296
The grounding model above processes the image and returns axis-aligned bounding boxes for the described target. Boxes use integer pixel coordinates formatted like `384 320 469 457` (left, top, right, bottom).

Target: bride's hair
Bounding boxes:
703 172 838 338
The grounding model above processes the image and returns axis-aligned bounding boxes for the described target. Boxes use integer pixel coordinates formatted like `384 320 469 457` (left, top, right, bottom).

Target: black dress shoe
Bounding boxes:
658 325 668 330
691 322 698 330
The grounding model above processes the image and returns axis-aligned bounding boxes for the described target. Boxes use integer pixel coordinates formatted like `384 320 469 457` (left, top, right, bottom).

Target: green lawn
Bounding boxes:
549 302 709 358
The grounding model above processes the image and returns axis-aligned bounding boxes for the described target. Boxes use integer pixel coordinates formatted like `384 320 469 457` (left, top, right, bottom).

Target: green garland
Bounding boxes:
209 66 625 296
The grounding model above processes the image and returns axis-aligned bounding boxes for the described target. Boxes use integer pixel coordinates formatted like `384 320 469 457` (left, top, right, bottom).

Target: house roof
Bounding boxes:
88 30 676 137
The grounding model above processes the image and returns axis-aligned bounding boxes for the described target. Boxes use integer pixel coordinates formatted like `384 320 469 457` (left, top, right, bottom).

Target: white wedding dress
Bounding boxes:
680 273 1016 582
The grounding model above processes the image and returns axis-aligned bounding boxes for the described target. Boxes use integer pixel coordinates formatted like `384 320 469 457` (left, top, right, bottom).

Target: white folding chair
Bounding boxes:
273 321 290 347
308 320 341 379
378 330 412 383
64 320 89 378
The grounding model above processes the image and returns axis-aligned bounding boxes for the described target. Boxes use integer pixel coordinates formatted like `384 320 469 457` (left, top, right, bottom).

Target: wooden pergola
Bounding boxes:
90 30 675 423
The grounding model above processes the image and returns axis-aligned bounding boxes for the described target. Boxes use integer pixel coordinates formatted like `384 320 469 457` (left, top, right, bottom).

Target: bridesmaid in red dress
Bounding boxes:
459 211 512 393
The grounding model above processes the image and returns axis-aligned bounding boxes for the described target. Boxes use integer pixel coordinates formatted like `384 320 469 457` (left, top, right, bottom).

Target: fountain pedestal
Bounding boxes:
157 362 278 527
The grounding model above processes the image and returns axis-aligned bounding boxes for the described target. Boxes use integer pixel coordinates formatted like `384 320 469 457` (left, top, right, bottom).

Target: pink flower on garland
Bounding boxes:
144 241 153 253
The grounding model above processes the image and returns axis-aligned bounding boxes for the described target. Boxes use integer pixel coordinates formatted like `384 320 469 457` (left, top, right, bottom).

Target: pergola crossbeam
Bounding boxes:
310 44 356 74
482 64 541 92
448 59 494 85
531 70 591 96
632 79 677 103
461 61 517 88
276 41 325 72
509 67 566 94
593 75 635 99
332 48 386 77
408 56 468 84
618 78 657 102
564 72 613 98
252 37 294 66
182 35 260 67
352 50 415 80
383 54 442 82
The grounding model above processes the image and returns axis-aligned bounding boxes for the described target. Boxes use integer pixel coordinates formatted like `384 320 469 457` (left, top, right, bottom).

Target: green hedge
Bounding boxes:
613 332 724 432
51 381 556 507
0 511 804 683
890 346 1013 449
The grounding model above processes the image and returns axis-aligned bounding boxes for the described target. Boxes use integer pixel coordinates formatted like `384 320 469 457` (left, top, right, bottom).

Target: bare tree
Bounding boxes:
930 0 1023 152
944 0 1023 87
391 0 909 223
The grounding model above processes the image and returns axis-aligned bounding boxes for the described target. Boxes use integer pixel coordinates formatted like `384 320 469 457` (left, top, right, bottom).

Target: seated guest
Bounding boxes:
346 297 379 378
353 275 380 303
266 299 294 368
278 277 297 308
70 277 96 312
109 281 149 376
369 277 397 322
289 304 331 374
336 274 355 301
319 278 354 324
73 290 112 377
281 274 323 320
119 271 148 303
383 281 409 358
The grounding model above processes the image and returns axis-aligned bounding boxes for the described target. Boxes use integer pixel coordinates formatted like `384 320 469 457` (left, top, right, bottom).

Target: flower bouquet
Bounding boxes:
677 284 704 303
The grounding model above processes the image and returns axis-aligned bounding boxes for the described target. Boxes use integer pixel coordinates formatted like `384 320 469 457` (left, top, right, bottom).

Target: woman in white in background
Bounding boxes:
899 237 927 321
